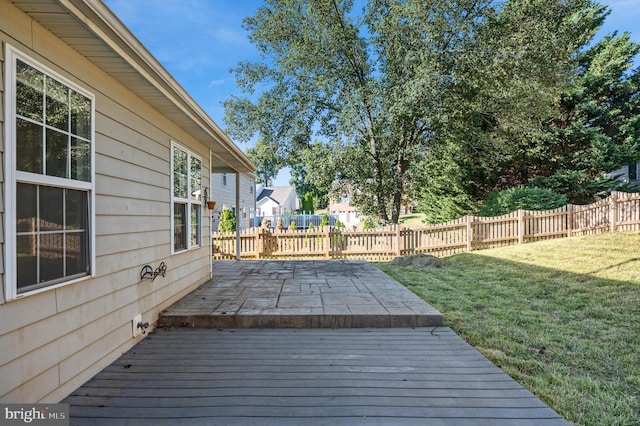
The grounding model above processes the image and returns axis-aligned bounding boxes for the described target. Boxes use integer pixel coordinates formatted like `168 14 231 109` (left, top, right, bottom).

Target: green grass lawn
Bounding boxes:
398 212 427 227
378 232 640 426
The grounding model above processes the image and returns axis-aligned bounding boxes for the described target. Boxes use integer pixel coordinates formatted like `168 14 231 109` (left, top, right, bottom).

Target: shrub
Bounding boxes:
320 213 329 228
301 191 314 213
288 220 297 231
362 217 380 231
479 187 567 216
218 208 236 232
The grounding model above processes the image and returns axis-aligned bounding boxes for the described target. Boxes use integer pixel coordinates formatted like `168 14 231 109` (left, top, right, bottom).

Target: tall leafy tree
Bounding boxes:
225 0 489 224
245 138 285 186
288 141 335 209
413 0 639 219
529 31 640 203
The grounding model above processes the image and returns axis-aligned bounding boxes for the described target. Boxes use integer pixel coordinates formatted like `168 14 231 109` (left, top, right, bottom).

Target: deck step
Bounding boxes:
158 260 444 329
159 312 443 329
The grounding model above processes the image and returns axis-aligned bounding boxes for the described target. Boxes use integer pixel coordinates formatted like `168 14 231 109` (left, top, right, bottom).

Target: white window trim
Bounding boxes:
170 141 203 253
3 45 96 302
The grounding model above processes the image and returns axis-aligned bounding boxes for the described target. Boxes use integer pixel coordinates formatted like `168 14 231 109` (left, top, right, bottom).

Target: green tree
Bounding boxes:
288 141 334 209
300 191 314 213
224 0 490 224
245 138 285 186
218 208 236 232
529 32 640 203
413 1 640 219
479 187 568 217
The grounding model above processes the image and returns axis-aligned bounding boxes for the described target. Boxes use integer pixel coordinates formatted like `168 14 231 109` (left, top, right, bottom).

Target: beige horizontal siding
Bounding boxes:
1 0 215 403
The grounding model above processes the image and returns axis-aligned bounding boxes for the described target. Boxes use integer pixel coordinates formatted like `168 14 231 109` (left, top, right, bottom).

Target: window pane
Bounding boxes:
17 235 38 290
16 183 37 233
191 204 201 247
40 186 64 232
66 232 88 276
46 129 68 178
16 60 43 121
174 203 187 251
16 118 43 174
70 91 91 139
46 76 69 131
71 137 91 181
173 148 188 198
190 157 201 201
66 189 88 230
39 232 64 283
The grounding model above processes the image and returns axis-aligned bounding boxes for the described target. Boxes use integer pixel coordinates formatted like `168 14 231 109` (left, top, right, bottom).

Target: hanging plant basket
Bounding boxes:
206 201 216 210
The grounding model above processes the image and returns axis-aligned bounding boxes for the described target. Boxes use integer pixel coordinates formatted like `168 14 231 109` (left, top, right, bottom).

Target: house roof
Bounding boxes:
256 186 295 205
11 0 255 174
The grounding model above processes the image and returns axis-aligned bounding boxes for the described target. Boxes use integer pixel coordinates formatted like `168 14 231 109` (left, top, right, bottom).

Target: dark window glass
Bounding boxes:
16 60 43 121
66 232 88 276
70 91 91 139
16 119 43 174
71 137 91 181
16 183 90 292
40 186 64 231
46 76 69 131
174 203 187 251
45 129 68 178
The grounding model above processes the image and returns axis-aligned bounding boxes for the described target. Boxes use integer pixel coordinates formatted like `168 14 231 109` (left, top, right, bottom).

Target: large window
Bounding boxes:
171 143 202 252
5 46 94 299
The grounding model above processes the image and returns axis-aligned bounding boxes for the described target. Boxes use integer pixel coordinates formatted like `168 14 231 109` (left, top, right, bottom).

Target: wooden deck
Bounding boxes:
64 328 568 425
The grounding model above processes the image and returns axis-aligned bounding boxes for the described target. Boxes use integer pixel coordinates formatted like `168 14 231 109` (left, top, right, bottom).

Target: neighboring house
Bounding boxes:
0 0 254 403
256 185 299 217
609 162 640 187
328 197 362 229
211 172 256 231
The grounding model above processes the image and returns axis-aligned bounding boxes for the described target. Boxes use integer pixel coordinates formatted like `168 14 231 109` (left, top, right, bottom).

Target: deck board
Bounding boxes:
64 328 568 425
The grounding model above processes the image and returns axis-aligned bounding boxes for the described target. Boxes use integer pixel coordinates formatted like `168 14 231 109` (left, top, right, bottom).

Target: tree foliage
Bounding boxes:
414 1 640 219
479 187 568 217
218 208 236 232
288 141 335 209
225 0 639 224
225 0 491 224
245 138 285 186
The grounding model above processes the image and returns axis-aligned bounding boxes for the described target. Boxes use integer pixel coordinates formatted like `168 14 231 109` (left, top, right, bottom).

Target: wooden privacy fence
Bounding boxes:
212 192 640 261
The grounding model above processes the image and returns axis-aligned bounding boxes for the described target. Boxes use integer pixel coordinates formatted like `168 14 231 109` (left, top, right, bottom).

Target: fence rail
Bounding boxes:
212 192 640 261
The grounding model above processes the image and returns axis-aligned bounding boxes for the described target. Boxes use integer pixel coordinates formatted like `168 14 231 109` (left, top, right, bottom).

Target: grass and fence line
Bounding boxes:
378 232 640 425
212 191 640 260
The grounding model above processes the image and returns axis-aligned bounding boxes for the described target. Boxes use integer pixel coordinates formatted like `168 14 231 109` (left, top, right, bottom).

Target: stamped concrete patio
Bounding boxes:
64 260 569 425
159 260 444 328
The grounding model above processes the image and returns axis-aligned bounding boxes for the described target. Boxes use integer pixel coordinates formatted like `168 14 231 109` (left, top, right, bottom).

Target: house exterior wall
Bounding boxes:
328 201 362 228
210 173 255 230
609 162 640 187
256 198 281 217
0 1 215 402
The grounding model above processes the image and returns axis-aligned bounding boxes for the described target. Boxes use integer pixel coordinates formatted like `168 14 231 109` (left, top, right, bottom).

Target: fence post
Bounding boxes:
610 192 618 232
518 209 524 245
324 227 331 259
255 227 261 259
566 204 573 237
395 225 401 258
466 215 473 252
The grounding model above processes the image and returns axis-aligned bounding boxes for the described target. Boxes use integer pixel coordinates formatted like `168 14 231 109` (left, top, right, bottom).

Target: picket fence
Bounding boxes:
212 191 640 261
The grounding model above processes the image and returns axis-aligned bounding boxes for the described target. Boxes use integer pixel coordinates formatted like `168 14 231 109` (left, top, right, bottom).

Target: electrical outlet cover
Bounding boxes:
132 314 142 337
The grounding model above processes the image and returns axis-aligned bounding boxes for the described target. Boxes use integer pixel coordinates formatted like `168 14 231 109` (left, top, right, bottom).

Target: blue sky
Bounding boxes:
103 0 640 186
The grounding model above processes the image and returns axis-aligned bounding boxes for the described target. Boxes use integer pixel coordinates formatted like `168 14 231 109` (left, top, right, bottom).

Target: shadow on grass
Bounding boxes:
378 252 640 426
